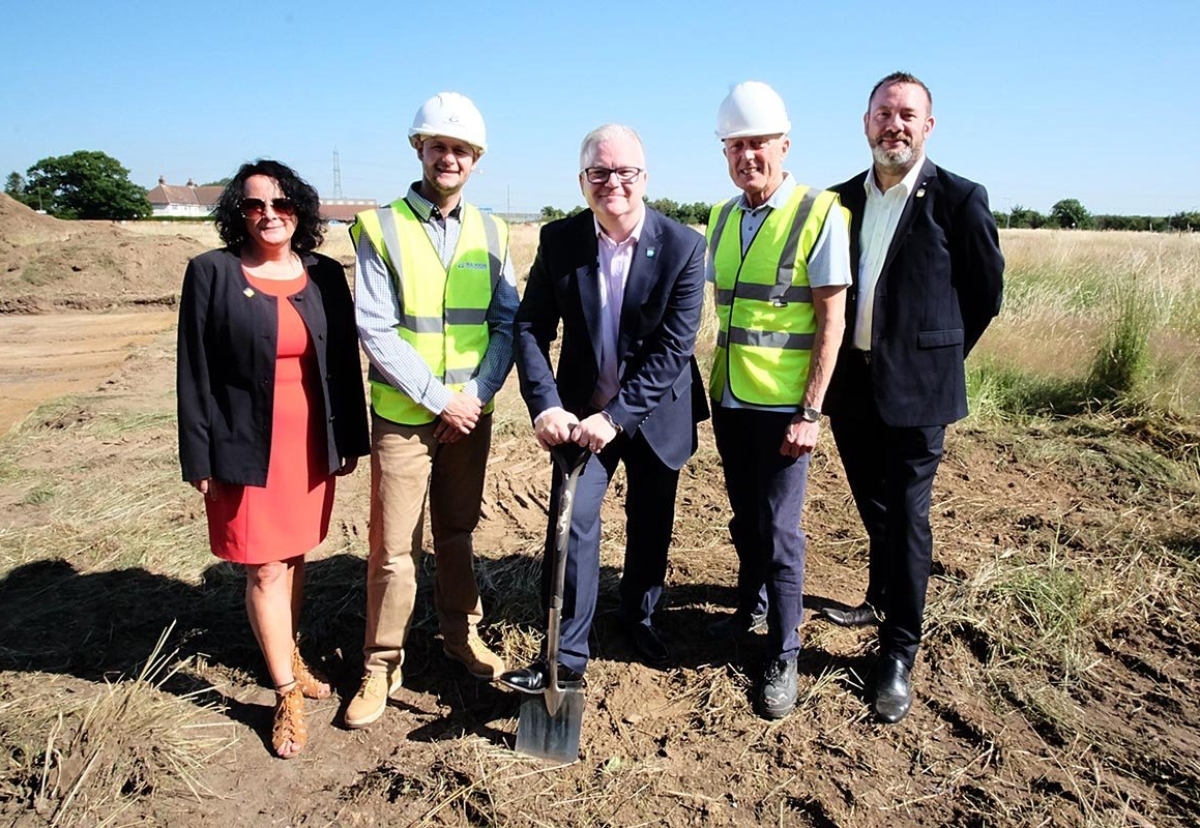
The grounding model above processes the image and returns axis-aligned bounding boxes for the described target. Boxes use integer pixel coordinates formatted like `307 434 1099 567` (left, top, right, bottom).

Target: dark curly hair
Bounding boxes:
212 159 325 254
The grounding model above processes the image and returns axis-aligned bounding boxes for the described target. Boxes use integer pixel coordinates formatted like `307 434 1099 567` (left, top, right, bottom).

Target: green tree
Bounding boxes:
686 201 714 226
540 205 566 222
1050 198 1091 230
23 150 152 220
646 197 680 222
1169 211 1200 232
4 172 26 204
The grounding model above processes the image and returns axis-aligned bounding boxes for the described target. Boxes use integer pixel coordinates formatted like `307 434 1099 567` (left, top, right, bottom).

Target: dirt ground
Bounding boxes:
1 196 1198 827
0 311 176 434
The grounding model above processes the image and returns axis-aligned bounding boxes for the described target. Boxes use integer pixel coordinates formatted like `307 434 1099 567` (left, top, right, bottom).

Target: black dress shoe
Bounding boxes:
874 656 912 723
498 661 584 694
820 602 880 628
706 610 768 640
624 622 670 666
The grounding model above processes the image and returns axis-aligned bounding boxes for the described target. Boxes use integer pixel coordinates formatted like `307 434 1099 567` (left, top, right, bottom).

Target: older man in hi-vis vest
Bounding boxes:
707 81 851 720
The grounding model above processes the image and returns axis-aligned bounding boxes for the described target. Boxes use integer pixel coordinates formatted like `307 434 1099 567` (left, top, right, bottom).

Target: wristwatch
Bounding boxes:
798 406 821 423
599 410 622 432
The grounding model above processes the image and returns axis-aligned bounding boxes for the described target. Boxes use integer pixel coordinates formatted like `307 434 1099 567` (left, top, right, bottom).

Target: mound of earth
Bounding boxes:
0 193 207 313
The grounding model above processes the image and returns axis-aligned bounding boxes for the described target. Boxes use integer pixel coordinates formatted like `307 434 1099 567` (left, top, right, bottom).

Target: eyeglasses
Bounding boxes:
238 197 296 218
582 166 644 185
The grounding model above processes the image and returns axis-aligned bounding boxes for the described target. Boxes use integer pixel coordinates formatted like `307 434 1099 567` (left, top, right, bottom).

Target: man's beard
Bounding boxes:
872 140 915 174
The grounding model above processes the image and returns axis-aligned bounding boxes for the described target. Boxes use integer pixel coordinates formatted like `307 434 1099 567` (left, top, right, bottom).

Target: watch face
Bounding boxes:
801 407 821 422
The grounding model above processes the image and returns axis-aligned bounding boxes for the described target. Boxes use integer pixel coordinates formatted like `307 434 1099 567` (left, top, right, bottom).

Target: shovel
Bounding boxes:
515 443 590 763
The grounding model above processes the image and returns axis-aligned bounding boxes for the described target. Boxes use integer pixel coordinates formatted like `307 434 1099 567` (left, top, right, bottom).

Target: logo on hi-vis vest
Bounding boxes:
457 262 489 270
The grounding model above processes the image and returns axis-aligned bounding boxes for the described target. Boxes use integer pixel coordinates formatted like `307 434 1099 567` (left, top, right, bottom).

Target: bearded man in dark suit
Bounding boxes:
821 71 1005 723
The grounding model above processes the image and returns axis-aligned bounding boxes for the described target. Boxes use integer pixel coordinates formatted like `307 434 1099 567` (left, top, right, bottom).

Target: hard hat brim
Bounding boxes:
409 129 486 156
716 125 791 141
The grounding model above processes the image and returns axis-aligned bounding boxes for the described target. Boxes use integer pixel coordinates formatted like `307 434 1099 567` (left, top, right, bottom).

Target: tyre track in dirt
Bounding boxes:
0 310 177 434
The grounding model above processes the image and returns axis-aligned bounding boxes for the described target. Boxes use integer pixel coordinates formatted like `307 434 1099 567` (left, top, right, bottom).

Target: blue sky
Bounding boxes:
3 1 1196 217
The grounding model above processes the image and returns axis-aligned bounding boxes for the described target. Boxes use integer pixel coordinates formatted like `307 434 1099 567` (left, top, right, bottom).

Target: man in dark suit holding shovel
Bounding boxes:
502 123 707 693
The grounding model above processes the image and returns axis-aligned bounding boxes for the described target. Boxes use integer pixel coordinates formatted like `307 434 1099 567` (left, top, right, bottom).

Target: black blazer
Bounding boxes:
515 208 709 471
826 158 1004 427
177 248 370 486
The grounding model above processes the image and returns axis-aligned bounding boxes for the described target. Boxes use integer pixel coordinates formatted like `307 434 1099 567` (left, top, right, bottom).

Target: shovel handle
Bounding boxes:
545 444 590 698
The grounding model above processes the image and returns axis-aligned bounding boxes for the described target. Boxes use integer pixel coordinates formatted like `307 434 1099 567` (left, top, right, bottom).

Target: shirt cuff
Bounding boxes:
423 382 454 415
533 406 568 427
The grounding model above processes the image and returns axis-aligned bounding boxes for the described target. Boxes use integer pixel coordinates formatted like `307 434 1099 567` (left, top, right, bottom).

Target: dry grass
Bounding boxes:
3 227 1200 825
1 624 236 825
973 229 1200 414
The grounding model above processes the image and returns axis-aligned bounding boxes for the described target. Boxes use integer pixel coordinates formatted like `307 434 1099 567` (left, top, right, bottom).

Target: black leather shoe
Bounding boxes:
820 602 880 628
874 656 912 723
706 611 768 640
624 622 670 666
498 661 584 694
759 658 798 720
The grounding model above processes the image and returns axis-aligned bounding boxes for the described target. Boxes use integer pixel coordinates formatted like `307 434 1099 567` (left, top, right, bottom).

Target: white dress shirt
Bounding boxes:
852 158 927 350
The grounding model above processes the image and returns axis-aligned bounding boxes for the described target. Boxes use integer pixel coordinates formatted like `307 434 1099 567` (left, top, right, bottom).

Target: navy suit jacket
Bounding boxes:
515 208 708 471
826 158 1004 427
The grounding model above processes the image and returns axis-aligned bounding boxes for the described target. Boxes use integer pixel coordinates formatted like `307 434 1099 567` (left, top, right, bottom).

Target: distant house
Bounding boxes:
146 177 222 218
146 177 378 222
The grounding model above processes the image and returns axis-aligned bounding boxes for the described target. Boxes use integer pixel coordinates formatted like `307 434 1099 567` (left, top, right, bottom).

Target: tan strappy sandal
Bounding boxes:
292 647 332 700
272 682 307 759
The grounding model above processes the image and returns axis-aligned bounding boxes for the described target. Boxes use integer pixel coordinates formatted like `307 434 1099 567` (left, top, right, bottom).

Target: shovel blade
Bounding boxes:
515 689 585 763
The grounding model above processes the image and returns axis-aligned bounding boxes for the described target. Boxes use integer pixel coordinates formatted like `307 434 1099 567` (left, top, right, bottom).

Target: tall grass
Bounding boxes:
970 230 1200 418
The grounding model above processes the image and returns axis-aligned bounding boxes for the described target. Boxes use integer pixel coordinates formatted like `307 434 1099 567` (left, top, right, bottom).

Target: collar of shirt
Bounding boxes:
736 172 797 214
593 209 646 250
405 182 463 222
863 156 926 202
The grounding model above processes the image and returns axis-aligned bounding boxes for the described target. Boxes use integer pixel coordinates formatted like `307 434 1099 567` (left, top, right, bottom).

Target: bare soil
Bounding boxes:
0 311 176 434
1 196 1198 827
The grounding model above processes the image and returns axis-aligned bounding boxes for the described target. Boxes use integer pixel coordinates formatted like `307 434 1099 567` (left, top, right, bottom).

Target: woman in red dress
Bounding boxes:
177 160 369 758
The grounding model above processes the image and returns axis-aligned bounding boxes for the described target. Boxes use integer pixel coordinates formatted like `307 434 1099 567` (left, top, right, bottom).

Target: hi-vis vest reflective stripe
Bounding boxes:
707 185 843 406
351 199 508 425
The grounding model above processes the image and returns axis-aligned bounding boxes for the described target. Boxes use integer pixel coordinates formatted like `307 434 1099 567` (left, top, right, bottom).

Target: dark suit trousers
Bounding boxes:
541 430 679 673
829 355 945 669
713 406 809 662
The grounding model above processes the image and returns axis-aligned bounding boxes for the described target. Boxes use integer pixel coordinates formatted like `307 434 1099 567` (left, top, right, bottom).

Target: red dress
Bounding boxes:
206 271 335 563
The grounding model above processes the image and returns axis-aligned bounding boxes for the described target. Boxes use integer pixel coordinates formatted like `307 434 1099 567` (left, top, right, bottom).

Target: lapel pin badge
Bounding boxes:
646 248 655 258
243 287 255 298
916 187 926 199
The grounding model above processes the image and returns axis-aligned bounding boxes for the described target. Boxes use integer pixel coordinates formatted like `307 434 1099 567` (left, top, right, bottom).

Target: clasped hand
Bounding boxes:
535 410 617 454
434 391 482 443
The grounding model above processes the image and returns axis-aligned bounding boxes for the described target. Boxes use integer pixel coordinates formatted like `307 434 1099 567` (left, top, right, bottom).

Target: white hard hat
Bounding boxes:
715 81 791 140
409 92 488 156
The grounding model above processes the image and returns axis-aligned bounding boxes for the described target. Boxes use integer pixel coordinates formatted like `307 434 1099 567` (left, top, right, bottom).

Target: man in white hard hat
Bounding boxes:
819 72 1003 723
345 92 518 728
706 81 851 719
499 124 707 693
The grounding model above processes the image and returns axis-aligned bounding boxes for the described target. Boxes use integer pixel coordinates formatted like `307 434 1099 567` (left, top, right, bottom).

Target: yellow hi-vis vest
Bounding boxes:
707 185 843 407
350 198 508 425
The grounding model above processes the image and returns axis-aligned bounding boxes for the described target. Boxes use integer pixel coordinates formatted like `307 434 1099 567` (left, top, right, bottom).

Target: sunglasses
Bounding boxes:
238 197 296 218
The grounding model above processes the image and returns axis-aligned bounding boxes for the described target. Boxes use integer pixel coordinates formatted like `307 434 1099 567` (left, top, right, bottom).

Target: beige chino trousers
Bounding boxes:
363 412 491 672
